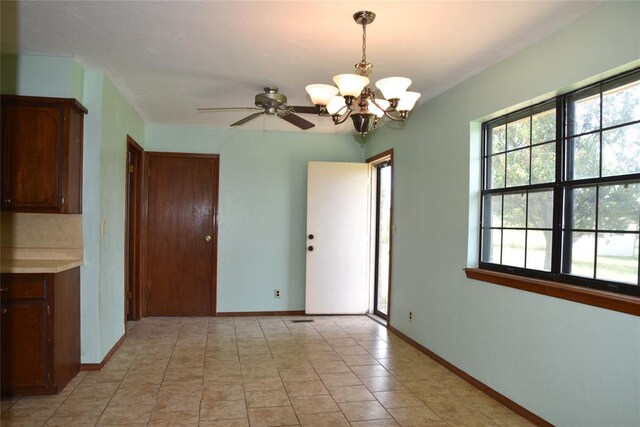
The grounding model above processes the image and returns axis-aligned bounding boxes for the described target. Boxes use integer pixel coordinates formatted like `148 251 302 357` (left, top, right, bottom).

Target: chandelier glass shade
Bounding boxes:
305 11 421 137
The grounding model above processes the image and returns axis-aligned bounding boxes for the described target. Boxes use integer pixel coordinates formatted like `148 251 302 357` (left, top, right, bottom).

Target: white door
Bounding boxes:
305 161 369 314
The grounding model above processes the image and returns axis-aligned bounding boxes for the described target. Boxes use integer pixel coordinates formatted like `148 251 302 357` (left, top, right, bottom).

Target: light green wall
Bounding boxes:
365 3 640 425
1 54 80 98
98 75 145 356
145 126 364 312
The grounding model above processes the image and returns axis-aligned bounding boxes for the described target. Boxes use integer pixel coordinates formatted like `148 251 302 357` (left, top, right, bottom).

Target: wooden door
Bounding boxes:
1 302 48 390
1 102 64 211
145 153 219 316
305 162 370 314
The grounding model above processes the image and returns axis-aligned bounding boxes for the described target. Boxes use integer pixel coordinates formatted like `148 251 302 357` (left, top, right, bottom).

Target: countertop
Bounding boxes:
1 259 83 274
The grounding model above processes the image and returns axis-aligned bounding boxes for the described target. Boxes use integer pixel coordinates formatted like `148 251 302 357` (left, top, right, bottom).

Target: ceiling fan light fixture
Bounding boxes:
375 77 412 102
332 74 370 98
305 84 339 106
305 10 421 137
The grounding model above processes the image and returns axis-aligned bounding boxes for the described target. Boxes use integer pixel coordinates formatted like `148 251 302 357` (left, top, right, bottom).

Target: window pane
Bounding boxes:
571 92 600 135
532 109 556 144
488 154 505 189
481 228 501 264
506 149 530 187
602 123 640 177
569 134 599 180
490 124 506 154
528 191 553 229
570 186 596 230
503 193 526 228
526 230 552 271
531 142 555 184
602 79 640 128
502 230 525 267
565 232 595 278
482 194 502 227
598 182 640 231
507 117 530 150
596 233 639 285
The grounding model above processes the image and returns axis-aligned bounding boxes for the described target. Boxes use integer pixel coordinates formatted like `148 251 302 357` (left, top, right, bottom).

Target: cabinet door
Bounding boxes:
1 303 48 389
1 103 64 211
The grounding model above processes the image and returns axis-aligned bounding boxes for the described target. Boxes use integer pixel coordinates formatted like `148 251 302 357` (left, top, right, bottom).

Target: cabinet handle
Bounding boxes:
0 288 7 292
1 308 7 314
3 198 10 204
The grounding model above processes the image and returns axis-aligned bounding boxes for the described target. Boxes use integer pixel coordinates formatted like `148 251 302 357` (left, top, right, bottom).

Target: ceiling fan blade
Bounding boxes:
289 106 320 114
279 112 315 130
197 107 258 112
230 111 265 126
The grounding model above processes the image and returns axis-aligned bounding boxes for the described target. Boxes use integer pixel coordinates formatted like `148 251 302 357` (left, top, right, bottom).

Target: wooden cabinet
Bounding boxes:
1 268 80 395
1 95 87 213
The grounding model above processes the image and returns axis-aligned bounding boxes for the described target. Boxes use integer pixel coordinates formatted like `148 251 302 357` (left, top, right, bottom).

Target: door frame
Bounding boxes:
124 136 144 321
141 152 220 317
366 149 394 322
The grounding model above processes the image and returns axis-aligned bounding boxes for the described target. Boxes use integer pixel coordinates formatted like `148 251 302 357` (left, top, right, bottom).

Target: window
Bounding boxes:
479 68 640 298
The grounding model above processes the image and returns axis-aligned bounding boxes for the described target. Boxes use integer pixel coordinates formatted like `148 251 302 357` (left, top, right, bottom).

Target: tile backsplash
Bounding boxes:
1 212 83 249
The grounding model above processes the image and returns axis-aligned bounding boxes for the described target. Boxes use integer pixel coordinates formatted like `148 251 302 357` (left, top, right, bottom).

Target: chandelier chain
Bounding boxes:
361 22 367 63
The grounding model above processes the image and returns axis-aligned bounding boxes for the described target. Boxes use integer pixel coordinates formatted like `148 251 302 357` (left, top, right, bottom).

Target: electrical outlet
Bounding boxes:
274 289 281 298
409 311 413 321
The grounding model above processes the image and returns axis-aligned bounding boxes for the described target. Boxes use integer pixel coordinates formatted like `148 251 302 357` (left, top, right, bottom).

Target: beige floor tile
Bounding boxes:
202 384 244 401
387 405 447 426
491 413 536 426
351 365 391 379
82 369 128 384
147 410 199 426
242 376 284 392
318 372 362 387
374 391 423 409
290 395 339 415
0 398 17 414
98 402 154 425
69 381 120 399
278 369 319 382
284 380 329 397
200 400 248 420
297 411 350 426
361 376 407 392
327 385 375 403
154 391 202 413
247 406 299 427
337 401 391 422
2 406 58 426
54 396 111 418
245 390 290 408
45 414 100 426
198 419 249 427
310 361 351 374
340 355 379 366
349 420 401 427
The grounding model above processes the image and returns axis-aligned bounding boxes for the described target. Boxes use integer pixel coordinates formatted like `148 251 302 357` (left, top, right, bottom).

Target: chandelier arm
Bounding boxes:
332 108 353 125
382 109 407 122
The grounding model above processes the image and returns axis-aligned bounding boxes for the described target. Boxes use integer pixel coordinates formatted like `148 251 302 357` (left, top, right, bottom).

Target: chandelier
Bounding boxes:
305 11 421 137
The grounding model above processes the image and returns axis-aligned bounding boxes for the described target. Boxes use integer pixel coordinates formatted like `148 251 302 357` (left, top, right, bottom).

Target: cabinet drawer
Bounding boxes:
1 275 47 300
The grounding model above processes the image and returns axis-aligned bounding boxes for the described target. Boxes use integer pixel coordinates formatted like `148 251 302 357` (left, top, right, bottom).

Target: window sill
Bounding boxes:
464 268 640 317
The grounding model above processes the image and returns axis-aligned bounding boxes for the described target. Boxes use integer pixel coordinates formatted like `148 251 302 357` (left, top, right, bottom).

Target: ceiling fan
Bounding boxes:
197 87 319 130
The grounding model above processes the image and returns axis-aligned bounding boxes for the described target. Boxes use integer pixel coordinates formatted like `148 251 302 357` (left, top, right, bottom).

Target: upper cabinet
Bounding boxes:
1 95 87 214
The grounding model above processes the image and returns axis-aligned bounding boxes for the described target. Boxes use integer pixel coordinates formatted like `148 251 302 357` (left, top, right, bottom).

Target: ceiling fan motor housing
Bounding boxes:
255 87 287 115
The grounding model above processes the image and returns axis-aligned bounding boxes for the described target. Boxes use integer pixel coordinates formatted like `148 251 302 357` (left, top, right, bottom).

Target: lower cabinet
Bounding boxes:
1 268 80 395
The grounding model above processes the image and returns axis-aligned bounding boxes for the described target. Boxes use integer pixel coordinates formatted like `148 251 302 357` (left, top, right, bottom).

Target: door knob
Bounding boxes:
204 235 212 242
308 246 314 251
1 308 7 314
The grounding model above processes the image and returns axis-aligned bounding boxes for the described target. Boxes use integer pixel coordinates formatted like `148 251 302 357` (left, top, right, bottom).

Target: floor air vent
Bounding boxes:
290 319 314 323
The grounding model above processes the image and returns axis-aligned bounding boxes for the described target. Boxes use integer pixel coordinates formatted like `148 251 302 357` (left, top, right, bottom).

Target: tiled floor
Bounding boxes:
1 316 534 426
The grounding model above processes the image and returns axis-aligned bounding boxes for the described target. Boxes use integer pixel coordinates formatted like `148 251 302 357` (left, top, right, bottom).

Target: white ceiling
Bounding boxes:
1 1 600 133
